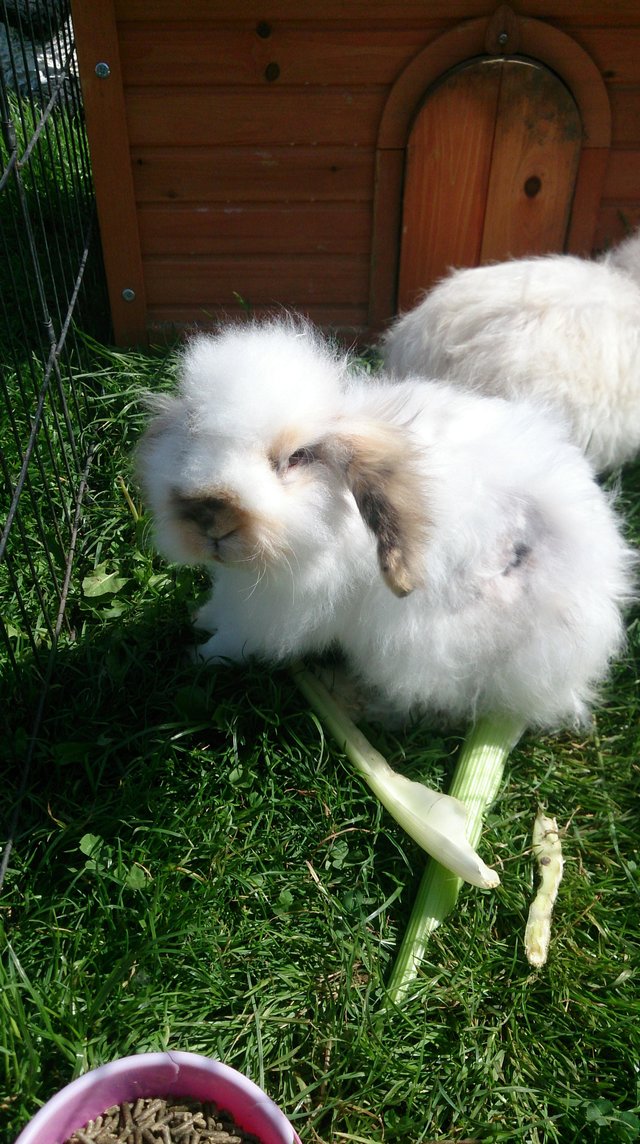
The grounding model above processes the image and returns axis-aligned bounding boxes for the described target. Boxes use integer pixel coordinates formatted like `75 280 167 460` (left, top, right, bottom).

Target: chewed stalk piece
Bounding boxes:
292 665 500 888
524 808 564 968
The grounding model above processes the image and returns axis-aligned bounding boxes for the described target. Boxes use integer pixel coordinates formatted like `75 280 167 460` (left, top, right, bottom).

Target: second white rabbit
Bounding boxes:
382 230 640 473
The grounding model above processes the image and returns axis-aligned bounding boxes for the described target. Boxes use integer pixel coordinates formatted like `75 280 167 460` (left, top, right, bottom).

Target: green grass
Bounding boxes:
0 90 98 352
1 342 639 1144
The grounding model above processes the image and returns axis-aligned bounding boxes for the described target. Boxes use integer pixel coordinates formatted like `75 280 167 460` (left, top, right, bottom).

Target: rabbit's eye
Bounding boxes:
286 447 315 469
269 441 319 474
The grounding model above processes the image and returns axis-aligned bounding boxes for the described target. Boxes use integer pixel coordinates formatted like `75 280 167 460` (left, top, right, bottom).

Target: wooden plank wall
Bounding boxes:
74 1 640 345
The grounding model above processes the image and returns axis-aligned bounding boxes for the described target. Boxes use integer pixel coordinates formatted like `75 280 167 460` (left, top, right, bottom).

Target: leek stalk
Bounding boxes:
292 666 524 999
292 666 510 889
385 712 524 1004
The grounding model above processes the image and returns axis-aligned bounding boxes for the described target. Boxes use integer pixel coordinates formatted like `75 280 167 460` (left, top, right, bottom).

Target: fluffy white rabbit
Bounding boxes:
137 316 634 728
382 230 640 473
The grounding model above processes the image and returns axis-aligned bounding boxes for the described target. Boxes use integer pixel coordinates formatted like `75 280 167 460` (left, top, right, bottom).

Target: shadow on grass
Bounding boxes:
2 584 640 1143
1 596 413 1139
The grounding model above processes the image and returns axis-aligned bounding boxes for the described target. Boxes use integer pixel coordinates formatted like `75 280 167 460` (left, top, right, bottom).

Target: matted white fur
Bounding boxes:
137 315 634 729
382 230 640 473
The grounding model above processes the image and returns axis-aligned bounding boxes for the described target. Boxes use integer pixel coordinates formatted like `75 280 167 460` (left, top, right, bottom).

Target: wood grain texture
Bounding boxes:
143 254 370 306
594 205 640 250
377 13 612 150
74 1 640 344
602 149 640 198
480 60 582 260
124 88 385 147
398 58 582 310
71 0 147 344
398 62 501 312
570 27 640 84
118 25 428 87
368 148 405 333
137 203 372 255
565 147 610 254
146 302 370 345
114 1 640 26
609 88 640 145
131 146 375 203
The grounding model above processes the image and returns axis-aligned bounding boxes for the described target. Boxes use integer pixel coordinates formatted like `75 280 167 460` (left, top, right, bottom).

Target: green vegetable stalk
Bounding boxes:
292 668 522 981
293 668 512 901
385 712 524 1003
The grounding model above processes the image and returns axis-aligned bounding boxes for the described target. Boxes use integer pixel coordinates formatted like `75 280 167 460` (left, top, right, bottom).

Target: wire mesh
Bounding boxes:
0 0 109 885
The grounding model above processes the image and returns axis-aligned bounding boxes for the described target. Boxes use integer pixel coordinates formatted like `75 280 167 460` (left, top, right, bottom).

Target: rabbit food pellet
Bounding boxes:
63 1095 264 1144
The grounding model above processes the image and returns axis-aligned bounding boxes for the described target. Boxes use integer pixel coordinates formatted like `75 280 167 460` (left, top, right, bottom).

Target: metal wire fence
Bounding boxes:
0 0 109 884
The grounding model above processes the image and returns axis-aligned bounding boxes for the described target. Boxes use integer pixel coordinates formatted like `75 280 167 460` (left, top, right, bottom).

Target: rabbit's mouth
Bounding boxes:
205 528 240 561
170 489 252 564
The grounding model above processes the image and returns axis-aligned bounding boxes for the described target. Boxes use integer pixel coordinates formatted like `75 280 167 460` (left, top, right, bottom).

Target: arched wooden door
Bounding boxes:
397 57 582 313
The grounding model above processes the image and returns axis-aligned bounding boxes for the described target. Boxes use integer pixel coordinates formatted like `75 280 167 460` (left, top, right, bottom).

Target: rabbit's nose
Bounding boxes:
170 490 243 541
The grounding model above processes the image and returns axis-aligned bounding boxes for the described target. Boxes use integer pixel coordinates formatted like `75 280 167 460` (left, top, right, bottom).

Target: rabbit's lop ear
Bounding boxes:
317 422 428 597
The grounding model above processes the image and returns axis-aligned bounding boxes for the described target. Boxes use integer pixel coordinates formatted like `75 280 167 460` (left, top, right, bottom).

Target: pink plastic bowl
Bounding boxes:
14 1051 302 1144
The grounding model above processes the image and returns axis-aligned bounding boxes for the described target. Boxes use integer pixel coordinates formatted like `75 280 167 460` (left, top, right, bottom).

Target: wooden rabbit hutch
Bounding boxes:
71 0 640 347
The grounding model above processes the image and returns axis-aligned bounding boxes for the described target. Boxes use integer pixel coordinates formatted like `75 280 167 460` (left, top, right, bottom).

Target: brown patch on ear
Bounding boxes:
316 424 429 597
